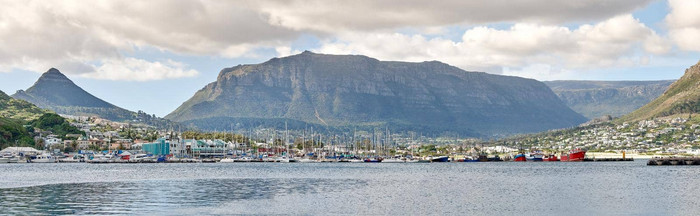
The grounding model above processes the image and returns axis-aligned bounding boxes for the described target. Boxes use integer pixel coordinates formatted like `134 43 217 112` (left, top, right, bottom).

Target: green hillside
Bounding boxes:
0 90 47 121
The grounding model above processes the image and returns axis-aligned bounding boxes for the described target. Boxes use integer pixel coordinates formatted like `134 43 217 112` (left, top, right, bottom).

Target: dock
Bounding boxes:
583 158 634 162
647 157 700 166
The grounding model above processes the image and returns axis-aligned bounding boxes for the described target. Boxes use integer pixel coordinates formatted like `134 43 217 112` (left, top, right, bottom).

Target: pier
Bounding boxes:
583 158 634 162
647 157 700 166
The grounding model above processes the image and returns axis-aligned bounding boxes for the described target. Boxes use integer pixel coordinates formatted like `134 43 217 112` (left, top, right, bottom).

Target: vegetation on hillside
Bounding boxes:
0 117 35 149
0 90 47 121
31 113 84 137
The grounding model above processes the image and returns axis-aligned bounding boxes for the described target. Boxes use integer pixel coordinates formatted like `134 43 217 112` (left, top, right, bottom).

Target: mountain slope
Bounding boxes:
545 80 673 119
167 51 587 136
11 69 182 129
12 68 134 121
619 61 700 122
0 90 46 121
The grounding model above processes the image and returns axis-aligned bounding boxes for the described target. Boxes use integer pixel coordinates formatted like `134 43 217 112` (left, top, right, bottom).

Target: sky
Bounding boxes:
1 0 699 117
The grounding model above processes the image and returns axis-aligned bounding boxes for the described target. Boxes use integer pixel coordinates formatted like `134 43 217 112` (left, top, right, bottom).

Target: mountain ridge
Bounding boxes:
167 51 587 136
618 60 700 122
545 80 673 119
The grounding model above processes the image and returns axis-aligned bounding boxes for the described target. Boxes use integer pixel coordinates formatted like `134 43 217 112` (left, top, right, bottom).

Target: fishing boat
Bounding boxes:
513 153 527 162
526 150 544 161
560 148 586 162
463 156 480 162
543 154 559 161
364 158 383 163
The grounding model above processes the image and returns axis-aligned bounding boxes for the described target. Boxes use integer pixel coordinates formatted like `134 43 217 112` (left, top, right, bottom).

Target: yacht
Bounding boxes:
31 153 55 163
219 158 235 163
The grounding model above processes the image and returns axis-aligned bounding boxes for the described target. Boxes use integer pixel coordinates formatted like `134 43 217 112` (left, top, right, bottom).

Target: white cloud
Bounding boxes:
316 15 670 79
80 58 199 81
0 0 655 80
257 0 652 32
666 0 700 51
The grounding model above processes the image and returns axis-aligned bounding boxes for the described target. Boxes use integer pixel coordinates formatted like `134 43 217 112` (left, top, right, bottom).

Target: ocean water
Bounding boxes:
0 161 698 215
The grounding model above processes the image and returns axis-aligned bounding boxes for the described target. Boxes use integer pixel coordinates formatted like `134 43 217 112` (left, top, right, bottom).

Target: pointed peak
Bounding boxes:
38 68 69 80
46 68 61 74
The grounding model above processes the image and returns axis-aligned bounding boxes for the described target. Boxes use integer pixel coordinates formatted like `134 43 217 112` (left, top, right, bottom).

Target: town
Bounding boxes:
3 112 700 163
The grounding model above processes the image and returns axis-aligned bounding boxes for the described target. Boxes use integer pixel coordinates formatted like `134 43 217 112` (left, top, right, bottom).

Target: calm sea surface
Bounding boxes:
0 161 698 215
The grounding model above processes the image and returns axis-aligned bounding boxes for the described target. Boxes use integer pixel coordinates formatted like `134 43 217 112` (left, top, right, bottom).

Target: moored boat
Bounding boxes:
526 150 544 161
560 148 586 162
543 154 559 161
429 156 449 162
513 153 527 162
219 158 235 163
31 153 55 163
382 158 405 163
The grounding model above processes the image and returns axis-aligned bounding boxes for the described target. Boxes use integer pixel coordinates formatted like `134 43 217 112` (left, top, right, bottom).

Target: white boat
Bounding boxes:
0 153 12 163
235 157 253 162
382 158 405 163
31 153 55 163
219 158 235 163
6 155 25 163
277 156 290 163
348 159 364 163
298 158 316 163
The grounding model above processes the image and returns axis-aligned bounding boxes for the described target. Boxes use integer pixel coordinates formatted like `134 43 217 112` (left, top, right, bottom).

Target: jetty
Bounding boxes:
583 158 634 162
647 157 700 166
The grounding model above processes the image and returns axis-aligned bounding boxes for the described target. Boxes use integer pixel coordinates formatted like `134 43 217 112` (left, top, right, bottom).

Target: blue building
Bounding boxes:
142 138 170 155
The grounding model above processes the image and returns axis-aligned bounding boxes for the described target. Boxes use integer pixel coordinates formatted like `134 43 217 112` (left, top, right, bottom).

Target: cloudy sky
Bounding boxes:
1 0 699 116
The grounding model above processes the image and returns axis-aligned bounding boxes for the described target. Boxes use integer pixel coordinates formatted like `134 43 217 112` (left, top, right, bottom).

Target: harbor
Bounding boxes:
1 145 635 164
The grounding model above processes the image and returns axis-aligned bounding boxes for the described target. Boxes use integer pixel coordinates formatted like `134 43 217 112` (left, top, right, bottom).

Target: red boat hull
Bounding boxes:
560 150 585 162
543 155 558 161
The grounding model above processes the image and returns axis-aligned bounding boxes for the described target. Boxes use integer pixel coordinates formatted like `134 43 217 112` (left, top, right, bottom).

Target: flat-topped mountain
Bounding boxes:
619 61 700 122
12 68 134 121
545 80 673 119
166 51 587 136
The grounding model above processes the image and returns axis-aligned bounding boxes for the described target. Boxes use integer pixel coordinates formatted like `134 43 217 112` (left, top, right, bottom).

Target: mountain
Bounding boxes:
0 90 46 121
11 68 181 128
166 51 587 136
545 80 673 119
12 68 134 121
619 61 700 122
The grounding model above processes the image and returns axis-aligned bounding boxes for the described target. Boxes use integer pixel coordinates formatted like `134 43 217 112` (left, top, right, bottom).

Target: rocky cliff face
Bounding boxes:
545 80 673 119
619 61 700 122
167 51 587 136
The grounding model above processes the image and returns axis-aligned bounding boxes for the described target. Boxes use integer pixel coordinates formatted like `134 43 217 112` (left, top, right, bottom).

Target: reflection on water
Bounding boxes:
1 178 366 215
1 162 700 215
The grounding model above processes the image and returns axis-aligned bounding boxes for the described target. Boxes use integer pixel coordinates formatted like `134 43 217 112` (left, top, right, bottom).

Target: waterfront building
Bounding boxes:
142 138 171 155
191 139 227 158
